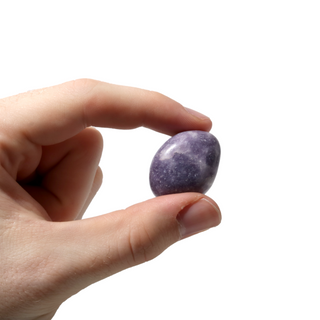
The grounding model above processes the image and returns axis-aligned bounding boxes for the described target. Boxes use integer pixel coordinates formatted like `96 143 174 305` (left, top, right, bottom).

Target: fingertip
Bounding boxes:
183 107 212 131
177 196 221 240
184 106 210 121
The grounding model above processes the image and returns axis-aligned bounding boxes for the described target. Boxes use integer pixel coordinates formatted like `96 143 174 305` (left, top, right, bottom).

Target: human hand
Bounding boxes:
0 79 221 320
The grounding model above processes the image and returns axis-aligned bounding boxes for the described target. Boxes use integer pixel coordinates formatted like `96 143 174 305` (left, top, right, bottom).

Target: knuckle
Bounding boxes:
126 221 160 266
68 78 97 90
62 78 100 99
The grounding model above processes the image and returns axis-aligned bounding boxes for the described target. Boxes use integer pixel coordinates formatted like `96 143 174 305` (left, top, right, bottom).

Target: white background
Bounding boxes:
1 1 320 319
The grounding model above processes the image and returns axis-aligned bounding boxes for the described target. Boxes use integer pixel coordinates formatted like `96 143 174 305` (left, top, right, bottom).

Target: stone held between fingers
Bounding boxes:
149 130 221 196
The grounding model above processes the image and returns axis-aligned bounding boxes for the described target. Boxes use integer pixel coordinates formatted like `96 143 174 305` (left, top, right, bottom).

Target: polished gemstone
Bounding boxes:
149 130 220 196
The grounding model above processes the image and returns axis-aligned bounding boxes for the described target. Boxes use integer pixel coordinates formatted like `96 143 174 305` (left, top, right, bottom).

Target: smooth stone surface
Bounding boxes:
149 130 220 196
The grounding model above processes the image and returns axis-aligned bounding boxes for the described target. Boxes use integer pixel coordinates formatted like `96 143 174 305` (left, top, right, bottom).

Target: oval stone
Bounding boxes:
149 130 220 196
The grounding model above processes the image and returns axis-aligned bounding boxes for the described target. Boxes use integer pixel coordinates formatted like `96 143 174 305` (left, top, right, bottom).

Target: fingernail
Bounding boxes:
177 198 221 240
184 107 210 120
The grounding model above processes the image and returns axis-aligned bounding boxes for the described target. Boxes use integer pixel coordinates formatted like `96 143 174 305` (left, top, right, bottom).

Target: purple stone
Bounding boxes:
149 130 220 196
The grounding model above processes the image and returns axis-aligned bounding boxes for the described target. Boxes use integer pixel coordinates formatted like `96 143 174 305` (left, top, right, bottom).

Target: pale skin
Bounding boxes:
0 79 221 320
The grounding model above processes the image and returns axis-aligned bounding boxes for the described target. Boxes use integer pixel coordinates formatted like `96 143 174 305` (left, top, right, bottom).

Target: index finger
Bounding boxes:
1 79 212 145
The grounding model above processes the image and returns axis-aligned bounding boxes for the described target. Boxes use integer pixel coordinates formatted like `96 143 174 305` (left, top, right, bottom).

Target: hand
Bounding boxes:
0 79 221 320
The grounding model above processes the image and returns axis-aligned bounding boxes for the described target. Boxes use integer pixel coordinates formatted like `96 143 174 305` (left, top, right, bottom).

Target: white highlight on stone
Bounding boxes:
159 132 194 161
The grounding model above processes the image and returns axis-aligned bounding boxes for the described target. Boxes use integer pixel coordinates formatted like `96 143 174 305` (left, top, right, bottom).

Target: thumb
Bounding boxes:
47 193 221 304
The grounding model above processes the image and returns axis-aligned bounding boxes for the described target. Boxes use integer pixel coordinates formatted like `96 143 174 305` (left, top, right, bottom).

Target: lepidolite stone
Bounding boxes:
149 130 220 196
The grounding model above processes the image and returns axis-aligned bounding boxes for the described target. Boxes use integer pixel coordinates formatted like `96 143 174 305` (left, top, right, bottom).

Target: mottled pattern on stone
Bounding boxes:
149 130 220 196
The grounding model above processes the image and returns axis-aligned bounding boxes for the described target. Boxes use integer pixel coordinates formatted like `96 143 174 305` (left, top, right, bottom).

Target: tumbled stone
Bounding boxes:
149 130 220 196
